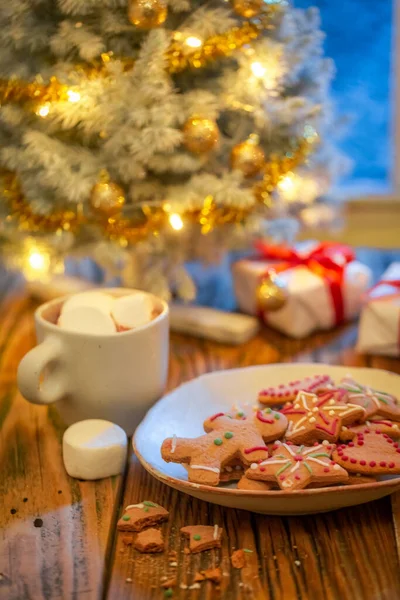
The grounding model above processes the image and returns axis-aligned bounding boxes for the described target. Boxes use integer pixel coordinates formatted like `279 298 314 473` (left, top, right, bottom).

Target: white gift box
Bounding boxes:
357 263 400 356
232 245 372 339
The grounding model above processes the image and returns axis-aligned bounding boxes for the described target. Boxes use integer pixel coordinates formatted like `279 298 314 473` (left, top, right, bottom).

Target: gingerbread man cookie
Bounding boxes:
161 410 287 486
246 440 348 490
282 390 365 444
258 374 334 405
339 376 400 420
332 430 400 475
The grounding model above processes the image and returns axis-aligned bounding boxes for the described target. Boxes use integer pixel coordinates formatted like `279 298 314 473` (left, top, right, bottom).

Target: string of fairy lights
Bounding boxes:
0 0 318 276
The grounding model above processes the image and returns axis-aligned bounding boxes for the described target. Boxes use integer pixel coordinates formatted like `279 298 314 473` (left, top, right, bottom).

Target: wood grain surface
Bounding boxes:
1 274 400 599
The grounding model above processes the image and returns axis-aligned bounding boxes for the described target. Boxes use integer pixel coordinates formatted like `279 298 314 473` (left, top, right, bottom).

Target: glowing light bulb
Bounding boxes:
251 61 267 78
185 36 202 48
24 247 51 281
28 251 47 271
277 174 295 196
36 104 50 117
169 213 184 231
67 90 81 103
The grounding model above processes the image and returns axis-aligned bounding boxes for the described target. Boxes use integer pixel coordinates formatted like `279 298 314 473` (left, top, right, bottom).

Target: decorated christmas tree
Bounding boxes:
0 0 347 300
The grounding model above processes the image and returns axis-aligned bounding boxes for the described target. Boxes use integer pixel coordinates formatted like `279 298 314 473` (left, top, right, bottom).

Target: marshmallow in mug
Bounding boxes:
58 290 155 335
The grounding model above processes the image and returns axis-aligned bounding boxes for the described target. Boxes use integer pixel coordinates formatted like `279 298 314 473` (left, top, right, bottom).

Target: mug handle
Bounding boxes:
17 336 67 405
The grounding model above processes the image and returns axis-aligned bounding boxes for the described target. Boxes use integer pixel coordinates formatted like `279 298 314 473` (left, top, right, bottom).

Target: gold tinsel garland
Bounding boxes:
1 136 316 243
0 8 282 108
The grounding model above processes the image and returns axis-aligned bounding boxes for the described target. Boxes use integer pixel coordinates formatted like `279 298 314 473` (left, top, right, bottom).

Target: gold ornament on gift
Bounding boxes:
231 134 265 178
183 116 219 154
232 0 263 18
128 0 167 29
256 273 287 312
90 171 125 218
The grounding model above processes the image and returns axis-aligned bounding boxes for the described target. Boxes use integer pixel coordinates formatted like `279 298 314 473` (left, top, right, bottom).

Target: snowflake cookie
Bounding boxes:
339 376 400 421
246 440 348 490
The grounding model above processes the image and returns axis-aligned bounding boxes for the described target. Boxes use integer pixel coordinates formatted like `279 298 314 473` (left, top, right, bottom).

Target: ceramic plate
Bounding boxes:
133 364 400 514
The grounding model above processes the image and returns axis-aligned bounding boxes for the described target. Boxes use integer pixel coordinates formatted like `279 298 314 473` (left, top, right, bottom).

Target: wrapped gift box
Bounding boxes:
232 242 372 339
357 263 400 356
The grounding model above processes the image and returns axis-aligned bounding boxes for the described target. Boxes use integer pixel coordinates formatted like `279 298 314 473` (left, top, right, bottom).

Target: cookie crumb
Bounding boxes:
126 577 132 583
189 583 201 590
202 567 222 584
122 535 134 546
239 582 244 587
180 584 188 590
161 577 177 589
231 549 246 569
294 560 301 567
169 561 178 567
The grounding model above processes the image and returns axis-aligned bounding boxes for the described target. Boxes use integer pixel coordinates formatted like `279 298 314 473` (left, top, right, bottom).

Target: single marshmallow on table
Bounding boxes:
58 305 116 335
111 293 153 330
63 420 127 480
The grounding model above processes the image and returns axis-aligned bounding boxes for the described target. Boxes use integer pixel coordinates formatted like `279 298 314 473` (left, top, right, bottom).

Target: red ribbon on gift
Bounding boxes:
367 279 400 301
254 241 355 325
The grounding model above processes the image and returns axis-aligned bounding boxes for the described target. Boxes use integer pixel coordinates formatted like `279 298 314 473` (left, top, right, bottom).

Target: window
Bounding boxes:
295 0 397 199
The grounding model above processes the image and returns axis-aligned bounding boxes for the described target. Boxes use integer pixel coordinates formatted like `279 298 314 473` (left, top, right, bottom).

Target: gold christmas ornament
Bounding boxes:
183 116 219 154
256 274 287 312
90 171 125 218
231 135 265 178
232 0 262 18
128 0 167 29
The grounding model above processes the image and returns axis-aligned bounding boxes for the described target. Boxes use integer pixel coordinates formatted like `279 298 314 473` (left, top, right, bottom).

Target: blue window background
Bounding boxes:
295 0 394 192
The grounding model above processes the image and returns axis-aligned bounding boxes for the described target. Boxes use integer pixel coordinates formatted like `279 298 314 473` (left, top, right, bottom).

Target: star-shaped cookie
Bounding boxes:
339 376 400 420
246 441 348 490
161 410 287 486
282 390 366 444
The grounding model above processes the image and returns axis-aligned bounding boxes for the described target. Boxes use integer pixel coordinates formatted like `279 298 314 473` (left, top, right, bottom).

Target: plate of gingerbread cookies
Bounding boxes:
133 364 400 514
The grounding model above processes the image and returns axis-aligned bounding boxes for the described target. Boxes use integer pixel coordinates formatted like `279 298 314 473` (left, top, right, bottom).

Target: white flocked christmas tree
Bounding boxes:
0 0 348 300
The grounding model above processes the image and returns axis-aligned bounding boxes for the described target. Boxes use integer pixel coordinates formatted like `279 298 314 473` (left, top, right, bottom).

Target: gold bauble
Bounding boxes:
231 136 265 178
256 275 287 312
90 173 125 218
183 116 219 154
128 0 167 29
232 0 262 18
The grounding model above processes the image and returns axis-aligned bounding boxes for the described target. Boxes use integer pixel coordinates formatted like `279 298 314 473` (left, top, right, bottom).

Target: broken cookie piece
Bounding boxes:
134 527 165 553
117 501 169 532
180 524 223 553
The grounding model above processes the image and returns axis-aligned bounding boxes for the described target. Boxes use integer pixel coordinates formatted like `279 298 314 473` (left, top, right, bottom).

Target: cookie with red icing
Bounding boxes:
282 390 365 444
339 376 400 421
340 417 400 441
258 374 334 405
246 440 348 490
332 430 400 474
161 409 287 486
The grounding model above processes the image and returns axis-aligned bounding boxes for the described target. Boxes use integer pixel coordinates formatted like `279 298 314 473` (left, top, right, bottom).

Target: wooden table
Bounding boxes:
1 274 400 600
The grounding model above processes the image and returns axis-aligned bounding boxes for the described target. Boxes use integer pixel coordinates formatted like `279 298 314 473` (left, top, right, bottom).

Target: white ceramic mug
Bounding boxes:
17 289 169 435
